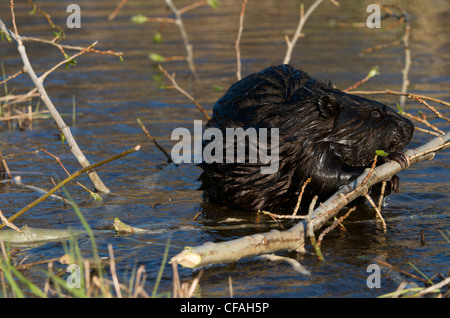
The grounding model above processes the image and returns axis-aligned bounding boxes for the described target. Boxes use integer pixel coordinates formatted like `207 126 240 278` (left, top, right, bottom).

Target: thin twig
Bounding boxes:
376 260 430 285
1 3 111 193
158 65 211 120
108 244 122 298
137 118 173 163
261 210 307 220
348 89 450 108
292 177 311 216
165 0 196 75
283 0 335 65
27 0 64 37
376 181 387 212
364 193 387 232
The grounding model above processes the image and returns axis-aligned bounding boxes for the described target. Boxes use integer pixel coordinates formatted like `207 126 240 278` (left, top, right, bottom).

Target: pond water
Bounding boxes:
0 0 449 298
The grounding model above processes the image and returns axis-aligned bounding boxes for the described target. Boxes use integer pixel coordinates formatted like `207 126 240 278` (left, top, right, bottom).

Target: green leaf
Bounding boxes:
131 14 148 24
375 150 389 157
207 0 219 9
149 53 166 63
53 31 63 39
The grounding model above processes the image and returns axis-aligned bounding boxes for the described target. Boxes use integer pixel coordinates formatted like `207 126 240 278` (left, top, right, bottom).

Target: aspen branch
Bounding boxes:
171 133 450 268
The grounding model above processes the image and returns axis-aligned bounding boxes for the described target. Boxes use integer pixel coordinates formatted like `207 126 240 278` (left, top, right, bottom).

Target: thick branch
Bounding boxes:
171 133 449 268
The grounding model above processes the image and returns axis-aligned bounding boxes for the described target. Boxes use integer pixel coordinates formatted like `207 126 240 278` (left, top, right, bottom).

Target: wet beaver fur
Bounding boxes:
199 65 414 212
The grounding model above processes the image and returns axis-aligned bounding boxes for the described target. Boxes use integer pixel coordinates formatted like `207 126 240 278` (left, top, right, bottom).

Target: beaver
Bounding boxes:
198 65 414 212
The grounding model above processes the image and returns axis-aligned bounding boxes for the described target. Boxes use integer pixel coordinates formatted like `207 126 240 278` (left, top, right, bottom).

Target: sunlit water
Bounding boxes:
0 0 448 297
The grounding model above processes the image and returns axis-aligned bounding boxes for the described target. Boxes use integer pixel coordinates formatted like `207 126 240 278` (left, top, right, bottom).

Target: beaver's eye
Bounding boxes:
371 110 382 119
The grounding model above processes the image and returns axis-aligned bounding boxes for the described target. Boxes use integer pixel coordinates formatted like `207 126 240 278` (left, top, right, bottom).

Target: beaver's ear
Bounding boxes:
317 95 341 118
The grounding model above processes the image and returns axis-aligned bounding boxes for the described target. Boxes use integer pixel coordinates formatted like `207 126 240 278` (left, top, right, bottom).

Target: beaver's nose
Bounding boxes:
401 118 414 142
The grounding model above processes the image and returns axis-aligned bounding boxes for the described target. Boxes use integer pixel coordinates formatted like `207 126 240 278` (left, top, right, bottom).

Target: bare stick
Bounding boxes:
0 150 12 181
158 65 211 120
402 112 444 135
364 193 387 232
0 209 22 233
261 210 307 220
399 18 411 109
235 0 247 81
137 118 173 163
108 0 128 21
26 0 64 37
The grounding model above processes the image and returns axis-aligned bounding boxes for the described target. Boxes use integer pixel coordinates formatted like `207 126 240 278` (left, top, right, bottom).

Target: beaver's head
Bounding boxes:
317 92 414 168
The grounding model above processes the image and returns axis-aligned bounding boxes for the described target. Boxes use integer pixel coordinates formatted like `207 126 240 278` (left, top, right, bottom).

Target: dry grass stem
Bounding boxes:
165 0 196 75
376 260 431 285
0 209 21 233
283 0 337 64
376 181 387 212
108 244 122 298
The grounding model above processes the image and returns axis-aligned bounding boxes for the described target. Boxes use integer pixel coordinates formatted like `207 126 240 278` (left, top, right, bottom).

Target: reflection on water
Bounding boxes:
0 0 449 297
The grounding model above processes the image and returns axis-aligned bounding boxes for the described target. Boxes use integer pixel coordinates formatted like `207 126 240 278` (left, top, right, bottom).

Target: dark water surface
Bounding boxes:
0 0 449 298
